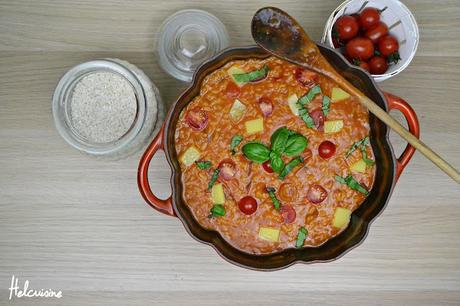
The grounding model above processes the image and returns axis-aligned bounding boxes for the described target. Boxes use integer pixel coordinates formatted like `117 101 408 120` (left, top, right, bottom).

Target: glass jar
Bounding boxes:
52 58 163 159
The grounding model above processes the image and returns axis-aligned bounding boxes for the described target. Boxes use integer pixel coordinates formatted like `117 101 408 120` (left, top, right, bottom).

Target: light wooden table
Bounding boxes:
1 0 459 305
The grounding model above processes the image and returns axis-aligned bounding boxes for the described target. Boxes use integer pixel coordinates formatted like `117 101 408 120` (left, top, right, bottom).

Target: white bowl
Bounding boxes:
321 0 419 82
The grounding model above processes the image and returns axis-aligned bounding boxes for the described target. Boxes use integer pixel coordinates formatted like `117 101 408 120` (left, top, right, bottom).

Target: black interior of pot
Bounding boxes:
164 45 395 270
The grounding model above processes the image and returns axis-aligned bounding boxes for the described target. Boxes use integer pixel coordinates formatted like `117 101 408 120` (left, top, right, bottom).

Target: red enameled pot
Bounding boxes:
138 45 420 270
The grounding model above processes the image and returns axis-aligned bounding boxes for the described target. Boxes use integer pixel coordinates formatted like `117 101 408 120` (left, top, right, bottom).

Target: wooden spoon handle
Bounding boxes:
358 94 460 183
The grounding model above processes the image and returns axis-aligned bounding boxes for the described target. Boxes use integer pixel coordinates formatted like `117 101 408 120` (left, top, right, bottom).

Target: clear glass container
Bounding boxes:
157 9 230 82
52 58 163 159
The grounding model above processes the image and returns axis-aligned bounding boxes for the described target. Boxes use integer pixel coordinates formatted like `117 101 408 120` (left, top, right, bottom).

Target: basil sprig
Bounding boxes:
322 96 331 116
296 85 322 129
209 204 226 218
266 187 281 210
335 175 369 195
207 168 220 190
346 136 374 165
230 135 243 155
196 160 211 170
279 156 304 180
232 65 269 83
295 227 308 248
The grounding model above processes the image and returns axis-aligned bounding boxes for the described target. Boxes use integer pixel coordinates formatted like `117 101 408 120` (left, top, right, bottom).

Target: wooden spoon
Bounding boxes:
251 7 460 184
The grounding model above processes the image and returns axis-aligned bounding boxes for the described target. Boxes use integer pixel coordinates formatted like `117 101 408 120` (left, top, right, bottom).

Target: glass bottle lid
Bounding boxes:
157 9 230 82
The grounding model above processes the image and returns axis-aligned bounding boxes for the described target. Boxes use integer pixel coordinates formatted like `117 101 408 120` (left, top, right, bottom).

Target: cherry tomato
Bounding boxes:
350 13 361 28
309 108 324 131
333 15 359 41
280 205 296 224
346 37 374 61
278 183 298 202
185 108 208 131
359 7 380 29
262 160 274 173
359 61 370 72
238 196 258 215
294 68 319 87
364 21 388 44
378 35 399 57
318 141 336 159
259 97 273 117
218 159 236 180
226 81 240 99
369 56 388 75
307 184 328 204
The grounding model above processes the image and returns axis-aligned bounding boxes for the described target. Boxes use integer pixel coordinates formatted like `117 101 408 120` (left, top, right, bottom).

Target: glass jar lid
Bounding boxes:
157 9 230 82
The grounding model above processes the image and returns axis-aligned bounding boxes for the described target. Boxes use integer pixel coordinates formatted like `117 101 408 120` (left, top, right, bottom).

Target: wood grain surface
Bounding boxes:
0 0 459 305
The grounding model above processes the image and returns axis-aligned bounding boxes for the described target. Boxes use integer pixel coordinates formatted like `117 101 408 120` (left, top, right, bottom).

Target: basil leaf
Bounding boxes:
298 85 322 106
295 227 308 248
346 138 366 158
209 204 226 218
284 133 308 157
207 169 220 190
361 145 375 166
270 153 284 174
232 65 269 83
196 160 211 170
335 175 347 184
270 127 290 154
322 96 331 117
230 135 243 154
242 142 270 163
279 157 303 180
266 187 281 210
336 175 369 195
298 107 315 129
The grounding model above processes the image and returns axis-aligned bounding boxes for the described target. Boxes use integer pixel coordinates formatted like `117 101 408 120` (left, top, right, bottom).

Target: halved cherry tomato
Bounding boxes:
346 37 374 61
318 141 336 159
226 81 241 99
259 97 273 117
262 160 274 173
378 35 399 57
307 184 328 204
334 15 359 42
369 56 388 75
278 183 298 202
280 205 296 224
365 21 388 44
218 159 236 180
185 108 208 131
360 7 380 29
238 196 258 215
309 108 324 131
294 68 318 87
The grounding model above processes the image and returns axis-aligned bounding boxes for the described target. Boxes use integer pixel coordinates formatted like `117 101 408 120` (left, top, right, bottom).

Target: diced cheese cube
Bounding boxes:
324 120 344 133
211 183 225 204
229 99 247 122
287 94 299 115
333 207 352 228
331 87 351 102
180 146 200 166
258 227 280 242
350 159 367 173
228 66 246 87
245 117 264 135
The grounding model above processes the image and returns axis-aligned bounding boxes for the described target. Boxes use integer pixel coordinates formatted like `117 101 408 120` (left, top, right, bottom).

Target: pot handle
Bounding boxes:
384 92 420 181
138 125 176 217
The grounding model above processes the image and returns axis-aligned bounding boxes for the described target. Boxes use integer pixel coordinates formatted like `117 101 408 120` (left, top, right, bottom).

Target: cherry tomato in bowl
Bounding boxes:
238 196 258 215
369 56 389 75
365 21 388 44
359 7 381 29
346 37 374 61
318 141 336 159
333 15 359 42
378 35 400 60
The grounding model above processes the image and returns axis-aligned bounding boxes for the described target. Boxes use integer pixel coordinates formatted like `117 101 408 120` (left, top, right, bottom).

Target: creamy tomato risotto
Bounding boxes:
174 57 375 254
